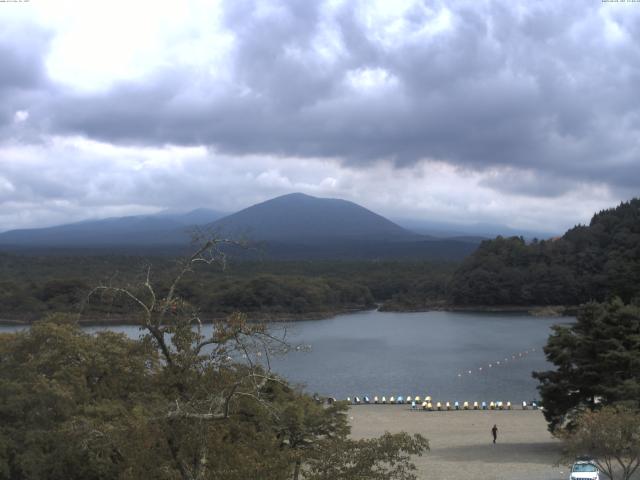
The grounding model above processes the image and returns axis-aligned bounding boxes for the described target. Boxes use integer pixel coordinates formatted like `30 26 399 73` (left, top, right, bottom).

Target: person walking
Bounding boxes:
491 424 498 443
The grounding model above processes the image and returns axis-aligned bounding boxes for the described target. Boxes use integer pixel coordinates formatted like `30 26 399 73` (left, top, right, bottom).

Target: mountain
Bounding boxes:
0 194 479 260
209 193 421 244
204 193 477 260
0 209 226 247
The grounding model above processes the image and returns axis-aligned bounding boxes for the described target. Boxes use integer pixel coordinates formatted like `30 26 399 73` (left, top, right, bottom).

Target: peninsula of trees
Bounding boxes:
450 198 640 307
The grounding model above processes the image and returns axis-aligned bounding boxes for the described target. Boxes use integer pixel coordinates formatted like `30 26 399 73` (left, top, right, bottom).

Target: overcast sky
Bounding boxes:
1 0 639 234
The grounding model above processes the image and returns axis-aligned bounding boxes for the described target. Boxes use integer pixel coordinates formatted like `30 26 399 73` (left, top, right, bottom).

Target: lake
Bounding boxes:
1 310 563 403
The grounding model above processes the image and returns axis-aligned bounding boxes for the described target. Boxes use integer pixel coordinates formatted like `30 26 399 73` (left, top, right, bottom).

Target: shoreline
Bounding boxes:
0 304 576 327
0 306 373 327
380 304 577 316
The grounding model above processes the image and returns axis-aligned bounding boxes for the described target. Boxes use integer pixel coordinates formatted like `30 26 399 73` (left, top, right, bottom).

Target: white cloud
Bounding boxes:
28 0 232 91
13 110 29 123
345 67 397 90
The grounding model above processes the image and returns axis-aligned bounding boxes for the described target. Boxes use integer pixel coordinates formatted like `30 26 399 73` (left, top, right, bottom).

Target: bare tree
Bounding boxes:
86 238 288 480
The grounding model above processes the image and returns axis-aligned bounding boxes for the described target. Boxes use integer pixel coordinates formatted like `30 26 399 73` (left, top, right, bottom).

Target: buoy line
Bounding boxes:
455 346 540 379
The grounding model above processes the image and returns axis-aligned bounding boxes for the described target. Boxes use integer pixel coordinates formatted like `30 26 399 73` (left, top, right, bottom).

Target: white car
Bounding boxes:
570 460 600 480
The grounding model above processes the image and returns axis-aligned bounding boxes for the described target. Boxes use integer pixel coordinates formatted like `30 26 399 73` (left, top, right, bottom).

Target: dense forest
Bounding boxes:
0 255 455 322
450 199 640 306
1 199 638 321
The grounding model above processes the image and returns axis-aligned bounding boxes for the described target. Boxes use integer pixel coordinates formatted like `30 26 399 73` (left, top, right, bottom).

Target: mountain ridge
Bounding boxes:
0 193 477 260
0 209 226 246
207 192 423 244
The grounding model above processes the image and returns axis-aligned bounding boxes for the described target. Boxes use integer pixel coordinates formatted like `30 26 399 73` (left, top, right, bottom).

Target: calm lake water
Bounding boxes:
1 310 564 403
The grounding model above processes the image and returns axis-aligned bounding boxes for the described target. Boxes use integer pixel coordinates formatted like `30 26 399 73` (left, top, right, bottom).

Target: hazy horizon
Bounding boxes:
0 191 565 237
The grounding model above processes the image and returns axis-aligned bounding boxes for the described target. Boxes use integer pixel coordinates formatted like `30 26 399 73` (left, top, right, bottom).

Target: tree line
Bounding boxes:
1 198 638 322
450 199 640 306
0 256 455 322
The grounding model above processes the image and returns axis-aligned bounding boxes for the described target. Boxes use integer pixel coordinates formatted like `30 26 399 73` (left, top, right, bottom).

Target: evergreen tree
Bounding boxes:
533 299 640 431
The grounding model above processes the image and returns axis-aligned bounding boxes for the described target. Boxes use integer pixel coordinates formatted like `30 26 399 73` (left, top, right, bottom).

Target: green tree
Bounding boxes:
306 432 429 480
449 198 640 306
560 405 640 480
1 240 429 479
0 314 159 480
533 299 640 431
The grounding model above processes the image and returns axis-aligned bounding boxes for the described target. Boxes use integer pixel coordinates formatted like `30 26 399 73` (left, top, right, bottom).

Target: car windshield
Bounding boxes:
573 463 597 472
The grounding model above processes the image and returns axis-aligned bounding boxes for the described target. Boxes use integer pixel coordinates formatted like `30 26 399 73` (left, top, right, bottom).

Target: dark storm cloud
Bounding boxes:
0 23 51 136
0 24 49 90
3 0 640 196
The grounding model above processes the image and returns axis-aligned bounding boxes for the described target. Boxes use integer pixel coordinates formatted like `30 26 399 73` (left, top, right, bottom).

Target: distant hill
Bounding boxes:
209 193 422 243
205 193 478 260
0 209 226 247
449 198 640 305
0 194 479 260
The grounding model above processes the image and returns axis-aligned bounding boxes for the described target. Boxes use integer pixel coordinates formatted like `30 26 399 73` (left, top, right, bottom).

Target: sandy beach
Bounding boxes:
349 405 567 480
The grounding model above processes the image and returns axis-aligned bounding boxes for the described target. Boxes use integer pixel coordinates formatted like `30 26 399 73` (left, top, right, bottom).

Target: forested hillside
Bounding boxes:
0 256 455 322
449 199 640 306
3 199 638 320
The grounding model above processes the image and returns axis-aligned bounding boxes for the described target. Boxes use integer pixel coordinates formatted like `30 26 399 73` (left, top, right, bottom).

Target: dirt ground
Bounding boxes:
348 405 567 480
